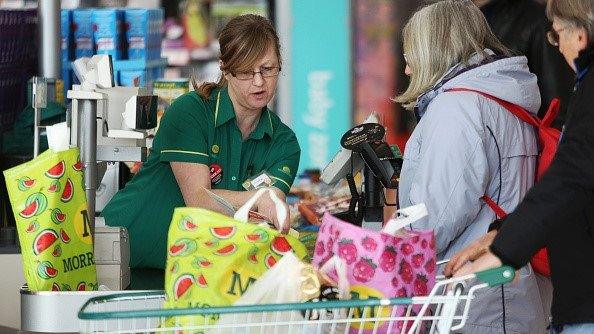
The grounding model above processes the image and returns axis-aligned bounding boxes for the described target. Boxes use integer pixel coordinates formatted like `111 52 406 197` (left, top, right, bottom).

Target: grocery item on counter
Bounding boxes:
287 175 354 259
298 195 351 226
289 171 355 227
297 230 318 262
3 148 97 292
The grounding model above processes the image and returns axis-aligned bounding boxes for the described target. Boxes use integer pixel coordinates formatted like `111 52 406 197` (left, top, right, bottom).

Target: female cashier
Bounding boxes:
102 14 300 269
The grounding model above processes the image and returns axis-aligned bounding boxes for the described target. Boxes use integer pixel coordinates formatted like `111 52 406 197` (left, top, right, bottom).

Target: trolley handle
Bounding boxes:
436 259 514 287
474 265 515 287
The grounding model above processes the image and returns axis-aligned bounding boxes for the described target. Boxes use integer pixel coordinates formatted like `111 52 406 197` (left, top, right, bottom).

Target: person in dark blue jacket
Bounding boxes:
446 1 594 333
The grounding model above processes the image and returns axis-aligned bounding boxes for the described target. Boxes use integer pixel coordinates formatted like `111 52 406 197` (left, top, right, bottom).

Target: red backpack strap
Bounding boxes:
447 88 540 127
480 195 508 219
541 98 561 127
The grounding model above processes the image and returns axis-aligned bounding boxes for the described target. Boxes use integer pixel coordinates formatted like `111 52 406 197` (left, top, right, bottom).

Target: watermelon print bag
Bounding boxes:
163 206 307 328
312 209 436 334
3 148 97 292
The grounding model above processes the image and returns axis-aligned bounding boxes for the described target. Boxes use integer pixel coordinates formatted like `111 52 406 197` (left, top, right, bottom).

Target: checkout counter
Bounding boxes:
20 55 160 333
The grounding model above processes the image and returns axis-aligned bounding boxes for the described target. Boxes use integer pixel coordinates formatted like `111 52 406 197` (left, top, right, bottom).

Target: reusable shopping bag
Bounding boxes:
163 190 308 328
313 204 436 333
3 147 97 292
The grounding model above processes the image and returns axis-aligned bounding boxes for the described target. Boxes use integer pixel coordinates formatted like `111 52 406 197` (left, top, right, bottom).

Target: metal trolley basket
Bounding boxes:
78 266 514 334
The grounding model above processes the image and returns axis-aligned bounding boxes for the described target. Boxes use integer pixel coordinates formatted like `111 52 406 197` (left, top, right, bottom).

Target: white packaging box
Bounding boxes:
94 226 130 290
97 263 131 290
94 225 130 266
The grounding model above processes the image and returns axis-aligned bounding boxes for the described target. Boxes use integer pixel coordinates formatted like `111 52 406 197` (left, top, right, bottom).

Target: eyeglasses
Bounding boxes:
546 26 570 47
231 66 281 81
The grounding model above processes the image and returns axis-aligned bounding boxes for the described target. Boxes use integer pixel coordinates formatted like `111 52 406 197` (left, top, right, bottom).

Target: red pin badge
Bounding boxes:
210 164 223 185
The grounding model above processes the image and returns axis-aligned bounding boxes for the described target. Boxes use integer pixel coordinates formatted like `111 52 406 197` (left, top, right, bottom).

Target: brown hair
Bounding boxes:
193 14 282 99
546 0 594 41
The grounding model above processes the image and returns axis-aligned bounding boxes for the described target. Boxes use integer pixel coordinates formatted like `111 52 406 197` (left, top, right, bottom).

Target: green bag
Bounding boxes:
164 207 307 326
3 148 97 292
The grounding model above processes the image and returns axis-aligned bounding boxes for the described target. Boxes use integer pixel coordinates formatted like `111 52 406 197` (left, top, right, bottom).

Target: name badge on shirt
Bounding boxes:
242 171 275 191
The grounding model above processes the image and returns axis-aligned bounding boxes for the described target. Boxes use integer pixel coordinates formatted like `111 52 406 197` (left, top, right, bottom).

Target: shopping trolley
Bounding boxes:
78 265 515 334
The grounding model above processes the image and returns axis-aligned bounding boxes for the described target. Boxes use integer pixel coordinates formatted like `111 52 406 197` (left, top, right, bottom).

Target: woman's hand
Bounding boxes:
256 188 290 234
451 250 503 278
444 230 498 277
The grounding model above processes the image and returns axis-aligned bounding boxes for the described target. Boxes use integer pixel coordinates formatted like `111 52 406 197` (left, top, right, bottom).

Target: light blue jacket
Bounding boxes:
399 51 547 333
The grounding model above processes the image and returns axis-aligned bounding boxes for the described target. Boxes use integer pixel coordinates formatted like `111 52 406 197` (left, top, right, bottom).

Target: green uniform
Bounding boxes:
102 87 301 269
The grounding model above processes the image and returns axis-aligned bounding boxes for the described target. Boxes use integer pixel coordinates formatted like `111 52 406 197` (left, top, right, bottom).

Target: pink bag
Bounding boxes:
313 212 436 333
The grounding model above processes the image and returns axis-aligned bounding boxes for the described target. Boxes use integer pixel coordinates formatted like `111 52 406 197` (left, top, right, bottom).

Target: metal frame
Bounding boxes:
78 266 515 334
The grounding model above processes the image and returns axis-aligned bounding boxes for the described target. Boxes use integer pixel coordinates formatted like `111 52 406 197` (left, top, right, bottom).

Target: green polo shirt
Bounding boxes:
102 87 301 269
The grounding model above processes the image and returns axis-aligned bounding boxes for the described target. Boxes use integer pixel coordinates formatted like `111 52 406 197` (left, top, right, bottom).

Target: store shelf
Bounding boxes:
161 47 218 67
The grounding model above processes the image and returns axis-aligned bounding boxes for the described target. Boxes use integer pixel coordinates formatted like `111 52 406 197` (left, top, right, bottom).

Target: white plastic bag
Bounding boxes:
234 187 288 229
210 253 348 334
204 186 290 232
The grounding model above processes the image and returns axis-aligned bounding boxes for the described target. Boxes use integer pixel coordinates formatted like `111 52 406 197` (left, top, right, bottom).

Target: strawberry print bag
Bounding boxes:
312 206 436 333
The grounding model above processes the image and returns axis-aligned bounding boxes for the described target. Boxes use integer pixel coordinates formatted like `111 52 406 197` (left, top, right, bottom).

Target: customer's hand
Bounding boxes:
256 188 290 234
444 230 498 277
452 250 503 278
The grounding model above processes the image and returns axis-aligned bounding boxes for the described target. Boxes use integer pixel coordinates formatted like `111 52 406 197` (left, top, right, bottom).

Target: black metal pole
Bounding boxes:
363 165 384 223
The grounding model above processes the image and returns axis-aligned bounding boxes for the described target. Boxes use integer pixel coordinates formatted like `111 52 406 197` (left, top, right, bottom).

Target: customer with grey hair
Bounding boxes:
395 0 547 332
445 0 594 332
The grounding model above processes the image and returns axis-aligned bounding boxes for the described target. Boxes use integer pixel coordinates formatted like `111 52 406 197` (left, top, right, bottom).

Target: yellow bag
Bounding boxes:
3 148 97 292
163 207 307 326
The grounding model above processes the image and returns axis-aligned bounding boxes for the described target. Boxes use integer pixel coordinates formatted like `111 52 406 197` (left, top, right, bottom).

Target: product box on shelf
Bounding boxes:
92 8 126 60
72 9 94 58
61 10 73 61
153 78 189 130
64 56 166 91
124 8 163 60
112 58 166 89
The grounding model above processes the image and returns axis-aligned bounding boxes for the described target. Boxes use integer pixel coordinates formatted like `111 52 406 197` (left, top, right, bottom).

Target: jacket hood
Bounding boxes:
415 50 541 117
